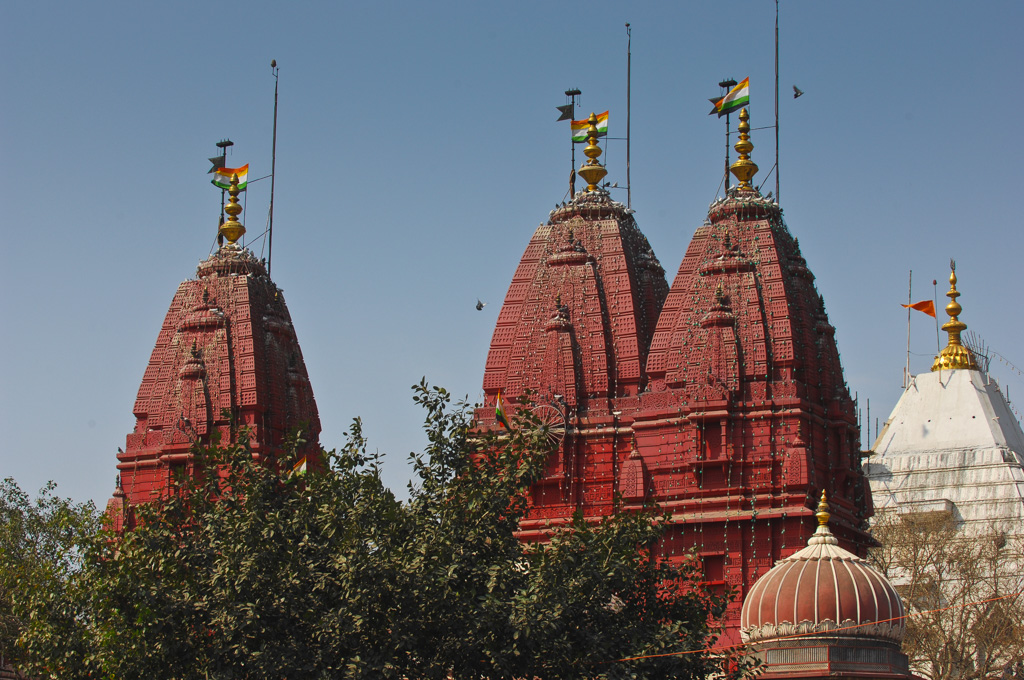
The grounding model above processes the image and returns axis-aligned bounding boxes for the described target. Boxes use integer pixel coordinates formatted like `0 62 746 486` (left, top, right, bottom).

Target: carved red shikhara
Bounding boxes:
107 249 320 530
476 190 873 640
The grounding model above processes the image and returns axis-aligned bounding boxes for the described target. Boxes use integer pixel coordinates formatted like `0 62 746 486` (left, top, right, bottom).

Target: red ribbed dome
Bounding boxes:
740 496 904 644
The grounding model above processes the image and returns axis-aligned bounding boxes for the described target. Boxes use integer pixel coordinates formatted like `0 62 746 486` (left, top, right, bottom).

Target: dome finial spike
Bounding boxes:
218 174 246 248
729 108 759 193
577 112 608 192
816 490 831 527
931 259 978 371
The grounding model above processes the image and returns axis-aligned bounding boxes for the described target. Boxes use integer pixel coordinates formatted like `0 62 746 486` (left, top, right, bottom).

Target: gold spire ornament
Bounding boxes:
931 260 978 372
816 490 831 526
729 108 759 192
218 174 246 247
577 112 608 192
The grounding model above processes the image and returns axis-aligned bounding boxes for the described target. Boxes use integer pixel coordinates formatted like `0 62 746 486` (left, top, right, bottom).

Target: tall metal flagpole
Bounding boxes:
214 139 234 247
905 270 912 389
565 88 581 197
725 112 731 193
775 0 780 203
718 79 737 194
268 60 279 277
625 22 632 210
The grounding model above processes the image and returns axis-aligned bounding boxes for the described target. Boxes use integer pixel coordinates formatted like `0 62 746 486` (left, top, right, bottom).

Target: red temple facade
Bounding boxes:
477 110 872 638
478 113 669 524
107 177 320 529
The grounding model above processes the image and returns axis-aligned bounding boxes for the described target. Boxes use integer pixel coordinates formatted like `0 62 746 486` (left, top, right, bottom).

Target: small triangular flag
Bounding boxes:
556 104 574 121
208 156 226 174
901 300 936 318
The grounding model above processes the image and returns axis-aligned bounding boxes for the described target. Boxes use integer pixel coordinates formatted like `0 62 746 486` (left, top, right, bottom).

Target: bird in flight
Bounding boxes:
476 299 487 311
793 85 804 99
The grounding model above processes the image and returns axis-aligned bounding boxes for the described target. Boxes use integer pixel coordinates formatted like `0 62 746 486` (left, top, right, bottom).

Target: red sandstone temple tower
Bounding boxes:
107 175 320 528
476 112 669 526
634 109 872 631
478 109 872 638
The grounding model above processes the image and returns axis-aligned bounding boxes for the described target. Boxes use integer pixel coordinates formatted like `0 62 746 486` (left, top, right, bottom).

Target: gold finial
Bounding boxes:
816 490 831 526
729 108 759 192
577 112 608 192
931 260 979 372
218 174 246 247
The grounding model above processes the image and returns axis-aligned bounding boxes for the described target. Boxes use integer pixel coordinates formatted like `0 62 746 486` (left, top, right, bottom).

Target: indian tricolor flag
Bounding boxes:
571 110 609 142
494 391 511 430
709 78 750 117
211 164 249 191
291 456 308 477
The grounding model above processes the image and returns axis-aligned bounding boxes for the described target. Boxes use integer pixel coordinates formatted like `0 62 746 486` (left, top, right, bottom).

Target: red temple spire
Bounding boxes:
479 108 872 641
107 174 320 529
477 117 668 521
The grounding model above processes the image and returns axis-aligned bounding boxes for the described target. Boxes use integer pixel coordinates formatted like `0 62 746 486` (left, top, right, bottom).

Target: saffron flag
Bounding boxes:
494 391 511 430
211 163 249 191
571 110 609 142
709 78 750 117
902 300 936 318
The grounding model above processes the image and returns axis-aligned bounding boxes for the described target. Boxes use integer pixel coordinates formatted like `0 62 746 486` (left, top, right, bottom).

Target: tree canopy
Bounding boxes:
2 383 740 680
0 477 98 671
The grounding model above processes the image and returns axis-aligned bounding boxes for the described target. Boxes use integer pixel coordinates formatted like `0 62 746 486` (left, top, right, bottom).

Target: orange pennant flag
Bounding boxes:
902 300 936 317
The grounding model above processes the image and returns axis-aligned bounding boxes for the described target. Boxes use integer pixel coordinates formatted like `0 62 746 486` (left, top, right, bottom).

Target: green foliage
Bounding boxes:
0 478 98 669
4 382 737 679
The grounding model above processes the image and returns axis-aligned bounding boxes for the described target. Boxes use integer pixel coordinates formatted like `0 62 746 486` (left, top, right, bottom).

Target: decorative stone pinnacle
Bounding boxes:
218 174 246 247
577 112 608 192
729 108 759 192
816 490 831 526
931 260 978 372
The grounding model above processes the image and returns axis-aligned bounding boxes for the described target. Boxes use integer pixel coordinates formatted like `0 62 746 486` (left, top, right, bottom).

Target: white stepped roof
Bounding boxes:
867 369 1024 535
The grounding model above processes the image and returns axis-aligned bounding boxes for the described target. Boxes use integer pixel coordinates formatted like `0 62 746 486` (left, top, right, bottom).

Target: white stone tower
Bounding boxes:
867 264 1024 538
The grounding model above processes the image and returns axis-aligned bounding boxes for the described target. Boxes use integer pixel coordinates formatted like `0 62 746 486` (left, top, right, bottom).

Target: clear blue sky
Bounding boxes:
2 1 1022 506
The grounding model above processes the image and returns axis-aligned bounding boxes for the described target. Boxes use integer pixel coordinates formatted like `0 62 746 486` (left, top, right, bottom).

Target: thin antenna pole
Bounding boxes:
725 112 731 193
933 278 941 351
905 269 912 388
268 60 279 277
716 79 737 196
215 139 234 247
566 88 581 197
220 148 227 226
775 0 780 202
625 22 632 210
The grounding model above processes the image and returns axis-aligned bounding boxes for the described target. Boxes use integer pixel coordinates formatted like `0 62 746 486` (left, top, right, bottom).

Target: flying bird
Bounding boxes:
793 85 804 99
476 299 487 311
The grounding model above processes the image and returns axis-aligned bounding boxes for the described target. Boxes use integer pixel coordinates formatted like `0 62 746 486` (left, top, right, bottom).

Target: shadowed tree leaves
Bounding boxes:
0 478 98 671
5 382 738 680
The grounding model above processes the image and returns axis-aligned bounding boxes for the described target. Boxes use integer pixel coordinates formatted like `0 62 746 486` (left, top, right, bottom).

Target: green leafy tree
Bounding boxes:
0 478 98 670
6 383 741 680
